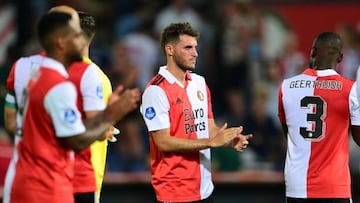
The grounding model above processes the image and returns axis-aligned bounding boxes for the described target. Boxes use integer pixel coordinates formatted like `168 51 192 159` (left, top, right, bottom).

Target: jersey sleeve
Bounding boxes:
277 81 286 124
80 64 106 112
350 83 360 126
6 59 17 92
44 82 86 137
140 85 170 132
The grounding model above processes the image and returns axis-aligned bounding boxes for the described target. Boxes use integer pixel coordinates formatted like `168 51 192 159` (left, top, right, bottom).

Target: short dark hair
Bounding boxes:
78 11 96 40
160 22 199 55
314 32 343 52
37 12 72 51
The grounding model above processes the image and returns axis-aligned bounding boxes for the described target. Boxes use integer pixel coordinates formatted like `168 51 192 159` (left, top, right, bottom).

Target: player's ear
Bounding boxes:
310 47 317 58
165 43 174 57
337 53 343 63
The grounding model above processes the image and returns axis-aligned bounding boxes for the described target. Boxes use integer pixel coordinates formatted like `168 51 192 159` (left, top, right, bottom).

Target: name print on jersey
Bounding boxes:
184 108 206 134
290 80 343 90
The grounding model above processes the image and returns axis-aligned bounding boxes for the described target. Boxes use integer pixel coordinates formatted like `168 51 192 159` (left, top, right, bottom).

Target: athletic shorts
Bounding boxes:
157 195 214 203
74 192 97 203
286 197 351 203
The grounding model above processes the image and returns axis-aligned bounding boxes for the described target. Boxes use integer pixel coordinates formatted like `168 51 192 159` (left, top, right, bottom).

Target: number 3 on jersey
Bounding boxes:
300 96 326 141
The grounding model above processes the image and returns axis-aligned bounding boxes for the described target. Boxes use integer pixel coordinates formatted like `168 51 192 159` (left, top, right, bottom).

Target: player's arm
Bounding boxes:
150 124 242 152
4 61 17 138
277 82 288 137
141 85 242 152
4 92 17 138
350 82 360 146
69 86 139 152
47 83 139 152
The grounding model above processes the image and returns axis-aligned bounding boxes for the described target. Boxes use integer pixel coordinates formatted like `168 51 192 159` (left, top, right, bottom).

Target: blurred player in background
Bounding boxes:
69 11 116 203
3 7 117 203
3 7 139 203
278 32 360 203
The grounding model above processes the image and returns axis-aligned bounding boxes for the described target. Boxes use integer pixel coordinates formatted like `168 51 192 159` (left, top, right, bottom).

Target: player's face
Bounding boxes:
172 35 198 71
64 14 85 63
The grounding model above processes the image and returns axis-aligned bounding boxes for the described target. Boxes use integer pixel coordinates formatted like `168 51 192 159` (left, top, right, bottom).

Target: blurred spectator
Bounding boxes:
0 3 17 64
216 0 262 106
212 89 247 172
265 59 283 128
119 20 160 90
336 23 360 80
107 42 139 89
242 84 285 171
278 30 306 79
106 114 149 172
105 40 149 172
260 8 288 61
153 0 203 35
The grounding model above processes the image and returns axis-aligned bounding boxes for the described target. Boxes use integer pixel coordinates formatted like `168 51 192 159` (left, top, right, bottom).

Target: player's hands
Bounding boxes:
208 123 242 148
106 126 120 142
229 133 253 152
105 86 140 123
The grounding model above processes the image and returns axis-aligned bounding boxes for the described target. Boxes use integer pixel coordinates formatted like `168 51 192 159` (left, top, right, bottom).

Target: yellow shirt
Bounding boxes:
84 57 112 201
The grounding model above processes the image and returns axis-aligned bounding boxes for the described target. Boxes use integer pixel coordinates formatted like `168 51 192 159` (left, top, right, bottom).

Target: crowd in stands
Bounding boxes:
1 0 360 174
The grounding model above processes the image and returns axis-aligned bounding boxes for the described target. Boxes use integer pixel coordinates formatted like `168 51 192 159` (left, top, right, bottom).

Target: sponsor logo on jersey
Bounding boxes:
145 107 156 120
184 108 206 134
64 109 77 124
96 85 103 99
197 90 204 101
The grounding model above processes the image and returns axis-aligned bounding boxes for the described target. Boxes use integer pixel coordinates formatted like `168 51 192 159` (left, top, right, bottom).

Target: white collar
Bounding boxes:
41 57 68 78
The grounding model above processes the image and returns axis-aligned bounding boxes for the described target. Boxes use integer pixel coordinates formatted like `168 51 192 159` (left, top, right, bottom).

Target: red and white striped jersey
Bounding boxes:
3 53 45 203
6 53 45 131
6 57 86 203
140 66 214 202
68 58 105 194
278 68 360 198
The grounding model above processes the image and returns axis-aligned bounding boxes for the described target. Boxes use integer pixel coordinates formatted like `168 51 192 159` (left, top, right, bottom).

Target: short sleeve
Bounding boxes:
278 82 286 124
350 83 360 126
80 64 106 112
44 82 86 137
140 85 170 132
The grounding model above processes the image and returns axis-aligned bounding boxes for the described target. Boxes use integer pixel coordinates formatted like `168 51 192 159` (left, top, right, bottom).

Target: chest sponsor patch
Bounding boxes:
64 109 77 124
145 107 156 120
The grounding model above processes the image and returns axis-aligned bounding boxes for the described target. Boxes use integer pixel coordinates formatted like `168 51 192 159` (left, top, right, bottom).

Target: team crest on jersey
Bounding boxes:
197 90 204 101
64 109 77 124
145 107 156 120
96 85 103 99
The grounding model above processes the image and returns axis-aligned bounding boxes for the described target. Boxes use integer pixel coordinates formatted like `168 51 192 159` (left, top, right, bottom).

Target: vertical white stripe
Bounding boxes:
3 136 21 203
282 74 315 198
186 74 213 199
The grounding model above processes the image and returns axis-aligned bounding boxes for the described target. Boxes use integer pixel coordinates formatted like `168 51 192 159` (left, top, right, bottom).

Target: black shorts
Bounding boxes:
286 197 351 203
157 195 214 203
74 192 97 203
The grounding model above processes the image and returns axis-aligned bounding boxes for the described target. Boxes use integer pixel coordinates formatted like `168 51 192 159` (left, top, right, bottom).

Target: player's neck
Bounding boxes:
82 46 90 58
167 64 187 84
46 52 71 69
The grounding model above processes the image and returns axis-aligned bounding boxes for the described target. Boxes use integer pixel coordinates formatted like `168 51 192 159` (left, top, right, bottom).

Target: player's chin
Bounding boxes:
187 63 196 70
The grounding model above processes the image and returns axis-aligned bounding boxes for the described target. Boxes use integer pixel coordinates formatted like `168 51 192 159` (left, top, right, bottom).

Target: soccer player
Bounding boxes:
4 8 139 203
69 11 114 203
140 22 252 203
278 32 360 203
3 7 116 203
